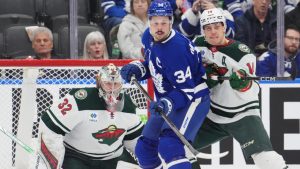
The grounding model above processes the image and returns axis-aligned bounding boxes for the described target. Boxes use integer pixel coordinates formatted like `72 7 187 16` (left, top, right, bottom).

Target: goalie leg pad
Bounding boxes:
252 151 288 169
158 132 192 169
135 137 162 169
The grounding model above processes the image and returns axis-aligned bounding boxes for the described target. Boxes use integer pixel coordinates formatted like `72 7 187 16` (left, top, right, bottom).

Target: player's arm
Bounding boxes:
38 91 83 169
120 29 153 82
162 42 208 111
123 114 144 153
41 92 82 134
229 52 256 92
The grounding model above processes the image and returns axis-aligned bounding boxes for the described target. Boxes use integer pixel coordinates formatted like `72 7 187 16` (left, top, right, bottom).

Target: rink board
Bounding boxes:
197 79 300 169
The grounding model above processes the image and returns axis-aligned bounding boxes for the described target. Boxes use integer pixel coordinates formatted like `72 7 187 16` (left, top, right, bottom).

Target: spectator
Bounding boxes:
285 1 300 31
30 27 54 59
101 0 128 35
223 0 252 19
177 0 235 40
257 25 300 78
224 0 297 19
117 0 150 59
234 0 276 57
82 31 109 59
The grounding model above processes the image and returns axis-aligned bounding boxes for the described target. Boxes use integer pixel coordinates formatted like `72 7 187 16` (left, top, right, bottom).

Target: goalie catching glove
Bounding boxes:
229 69 252 92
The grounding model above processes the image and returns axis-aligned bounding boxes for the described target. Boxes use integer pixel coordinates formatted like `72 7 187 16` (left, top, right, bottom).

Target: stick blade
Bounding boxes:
196 151 229 159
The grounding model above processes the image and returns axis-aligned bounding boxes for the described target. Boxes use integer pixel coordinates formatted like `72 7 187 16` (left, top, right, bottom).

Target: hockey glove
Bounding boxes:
141 98 173 140
229 69 252 92
153 97 174 116
205 64 220 88
120 61 145 82
204 63 228 88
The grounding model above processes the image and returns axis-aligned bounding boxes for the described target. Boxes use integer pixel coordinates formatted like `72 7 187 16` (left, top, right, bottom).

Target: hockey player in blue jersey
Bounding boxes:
120 0 210 168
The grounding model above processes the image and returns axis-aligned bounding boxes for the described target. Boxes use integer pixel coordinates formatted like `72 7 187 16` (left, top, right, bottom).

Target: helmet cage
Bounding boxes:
97 63 122 106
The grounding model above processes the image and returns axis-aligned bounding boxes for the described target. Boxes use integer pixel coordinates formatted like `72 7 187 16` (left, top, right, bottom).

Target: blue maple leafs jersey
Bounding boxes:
141 28 209 111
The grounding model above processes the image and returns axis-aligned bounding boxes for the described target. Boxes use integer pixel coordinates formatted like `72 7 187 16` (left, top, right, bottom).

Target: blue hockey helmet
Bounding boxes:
148 0 173 18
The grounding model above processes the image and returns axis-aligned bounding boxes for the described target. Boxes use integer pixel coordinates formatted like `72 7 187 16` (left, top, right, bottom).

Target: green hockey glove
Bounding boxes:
205 63 228 89
229 69 252 92
205 65 219 88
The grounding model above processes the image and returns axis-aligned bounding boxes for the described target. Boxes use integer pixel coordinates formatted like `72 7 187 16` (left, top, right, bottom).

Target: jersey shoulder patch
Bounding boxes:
219 40 252 62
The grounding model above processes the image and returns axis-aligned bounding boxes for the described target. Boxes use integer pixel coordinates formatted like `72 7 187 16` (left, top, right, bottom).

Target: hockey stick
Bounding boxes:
202 52 297 81
0 125 50 169
131 76 229 160
213 75 296 81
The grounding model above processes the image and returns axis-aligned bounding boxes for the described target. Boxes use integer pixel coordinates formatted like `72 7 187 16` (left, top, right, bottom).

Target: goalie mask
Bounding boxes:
97 63 122 107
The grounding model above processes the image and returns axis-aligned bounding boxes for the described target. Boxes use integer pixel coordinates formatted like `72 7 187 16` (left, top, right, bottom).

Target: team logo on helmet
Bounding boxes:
92 125 125 145
148 0 173 17
74 89 87 100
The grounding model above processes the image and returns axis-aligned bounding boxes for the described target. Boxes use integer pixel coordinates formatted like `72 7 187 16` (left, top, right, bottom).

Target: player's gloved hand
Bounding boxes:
152 97 174 116
205 64 220 88
141 98 173 140
120 61 144 82
204 63 228 88
229 69 252 91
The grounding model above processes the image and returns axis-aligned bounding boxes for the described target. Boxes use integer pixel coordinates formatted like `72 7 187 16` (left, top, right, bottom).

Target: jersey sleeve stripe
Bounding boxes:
41 112 66 135
124 122 143 141
46 109 71 133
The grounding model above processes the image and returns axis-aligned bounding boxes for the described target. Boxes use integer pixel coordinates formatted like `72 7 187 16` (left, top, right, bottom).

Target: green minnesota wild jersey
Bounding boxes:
42 87 143 160
193 36 260 124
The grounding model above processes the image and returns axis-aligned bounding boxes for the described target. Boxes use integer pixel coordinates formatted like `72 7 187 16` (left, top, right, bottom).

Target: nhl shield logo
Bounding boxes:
92 125 125 145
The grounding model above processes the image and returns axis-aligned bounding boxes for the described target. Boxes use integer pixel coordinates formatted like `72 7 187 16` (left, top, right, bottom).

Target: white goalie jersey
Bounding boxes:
33 87 143 169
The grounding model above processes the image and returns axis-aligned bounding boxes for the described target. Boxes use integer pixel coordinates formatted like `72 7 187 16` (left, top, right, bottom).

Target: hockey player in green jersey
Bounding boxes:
39 63 143 169
192 8 288 169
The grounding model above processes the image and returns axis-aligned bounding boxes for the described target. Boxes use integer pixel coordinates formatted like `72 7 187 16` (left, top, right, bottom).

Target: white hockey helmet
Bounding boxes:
97 63 122 106
200 8 226 31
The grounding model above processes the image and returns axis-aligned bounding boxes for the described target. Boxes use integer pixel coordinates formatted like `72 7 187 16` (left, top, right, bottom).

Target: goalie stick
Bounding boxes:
0 125 50 169
130 76 229 160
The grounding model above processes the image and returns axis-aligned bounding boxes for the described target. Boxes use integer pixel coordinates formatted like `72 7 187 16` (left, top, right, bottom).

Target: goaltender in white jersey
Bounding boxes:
37 63 143 169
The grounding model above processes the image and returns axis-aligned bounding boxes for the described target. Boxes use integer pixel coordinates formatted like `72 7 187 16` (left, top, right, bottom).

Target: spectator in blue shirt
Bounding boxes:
101 0 128 35
257 25 300 78
177 0 235 40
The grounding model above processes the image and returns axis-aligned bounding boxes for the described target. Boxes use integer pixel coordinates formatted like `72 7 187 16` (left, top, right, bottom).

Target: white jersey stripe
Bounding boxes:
181 83 207 94
167 158 189 168
179 101 200 134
